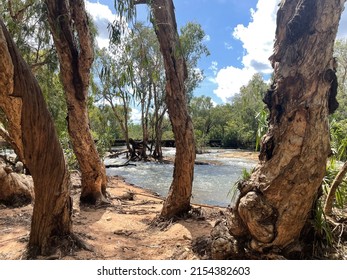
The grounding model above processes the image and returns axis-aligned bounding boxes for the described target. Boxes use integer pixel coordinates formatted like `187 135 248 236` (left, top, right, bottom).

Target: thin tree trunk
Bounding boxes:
324 161 347 216
154 112 165 160
149 0 196 218
141 98 148 159
45 0 108 204
121 95 131 152
223 0 345 254
0 18 72 256
109 100 131 152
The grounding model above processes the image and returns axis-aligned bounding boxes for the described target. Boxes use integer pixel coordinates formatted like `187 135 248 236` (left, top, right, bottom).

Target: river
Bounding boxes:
105 148 257 207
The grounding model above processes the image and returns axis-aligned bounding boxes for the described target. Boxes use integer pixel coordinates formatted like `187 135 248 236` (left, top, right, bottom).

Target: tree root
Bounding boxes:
25 233 94 260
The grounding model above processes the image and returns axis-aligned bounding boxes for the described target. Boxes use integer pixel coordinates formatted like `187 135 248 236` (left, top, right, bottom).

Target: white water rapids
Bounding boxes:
105 148 257 207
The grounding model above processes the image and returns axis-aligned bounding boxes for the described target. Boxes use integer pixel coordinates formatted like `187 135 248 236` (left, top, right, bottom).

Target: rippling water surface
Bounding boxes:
105 148 257 207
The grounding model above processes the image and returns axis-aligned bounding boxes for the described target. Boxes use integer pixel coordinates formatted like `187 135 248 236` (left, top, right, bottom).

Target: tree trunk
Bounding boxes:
0 19 72 256
154 113 164 160
224 0 345 254
141 98 148 159
324 161 347 216
152 83 166 160
122 95 131 152
45 0 108 204
150 0 196 218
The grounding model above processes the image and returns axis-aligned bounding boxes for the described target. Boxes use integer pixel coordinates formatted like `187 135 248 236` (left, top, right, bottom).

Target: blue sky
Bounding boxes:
86 0 347 105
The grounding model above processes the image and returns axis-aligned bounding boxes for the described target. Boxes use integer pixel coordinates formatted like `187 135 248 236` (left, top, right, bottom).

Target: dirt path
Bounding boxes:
0 175 223 260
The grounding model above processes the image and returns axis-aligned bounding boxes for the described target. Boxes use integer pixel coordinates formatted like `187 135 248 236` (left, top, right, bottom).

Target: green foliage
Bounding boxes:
0 0 56 69
180 22 210 101
194 130 208 154
322 158 338 194
36 69 67 137
214 74 268 149
59 132 79 171
319 39 347 219
228 168 252 206
188 74 268 150
311 199 334 255
322 159 347 211
89 105 121 158
190 95 214 151
228 74 268 149
330 119 347 161
128 123 143 140
255 108 268 151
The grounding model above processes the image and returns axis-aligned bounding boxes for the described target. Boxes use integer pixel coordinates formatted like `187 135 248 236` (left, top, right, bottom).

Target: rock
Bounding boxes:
0 165 34 207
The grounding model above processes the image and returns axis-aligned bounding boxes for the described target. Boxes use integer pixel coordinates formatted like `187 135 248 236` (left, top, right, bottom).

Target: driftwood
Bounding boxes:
129 138 152 160
105 158 136 168
108 150 129 158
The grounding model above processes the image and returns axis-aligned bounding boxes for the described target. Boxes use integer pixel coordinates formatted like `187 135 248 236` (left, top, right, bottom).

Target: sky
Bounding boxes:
85 0 347 105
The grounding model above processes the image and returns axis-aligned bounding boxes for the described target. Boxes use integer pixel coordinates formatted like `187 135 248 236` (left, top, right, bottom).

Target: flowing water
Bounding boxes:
105 148 257 207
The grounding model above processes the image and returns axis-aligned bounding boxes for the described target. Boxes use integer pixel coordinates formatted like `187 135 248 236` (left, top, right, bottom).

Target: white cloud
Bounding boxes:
213 0 278 102
233 0 277 74
85 1 117 49
209 61 218 76
214 66 256 102
213 1 347 103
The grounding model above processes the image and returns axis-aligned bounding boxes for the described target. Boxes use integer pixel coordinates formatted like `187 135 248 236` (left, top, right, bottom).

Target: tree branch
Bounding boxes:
7 0 34 22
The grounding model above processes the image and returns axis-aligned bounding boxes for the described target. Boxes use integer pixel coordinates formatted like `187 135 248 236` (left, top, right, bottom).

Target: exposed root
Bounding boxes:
25 233 94 260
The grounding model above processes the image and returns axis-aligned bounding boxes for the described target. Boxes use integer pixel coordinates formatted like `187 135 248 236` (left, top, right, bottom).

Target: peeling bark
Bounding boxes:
224 0 345 253
0 18 72 256
45 0 108 204
148 0 196 218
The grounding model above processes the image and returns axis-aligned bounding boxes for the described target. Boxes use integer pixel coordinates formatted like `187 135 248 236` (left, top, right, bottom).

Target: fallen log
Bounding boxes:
105 158 136 168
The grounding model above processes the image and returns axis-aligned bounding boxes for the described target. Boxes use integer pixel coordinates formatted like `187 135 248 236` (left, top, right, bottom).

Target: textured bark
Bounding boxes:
0 18 72 255
45 0 108 204
149 0 196 218
226 0 345 252
324 161 347 216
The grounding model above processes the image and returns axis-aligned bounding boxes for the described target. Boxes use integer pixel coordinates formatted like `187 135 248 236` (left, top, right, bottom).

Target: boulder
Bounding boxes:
0 164 34 207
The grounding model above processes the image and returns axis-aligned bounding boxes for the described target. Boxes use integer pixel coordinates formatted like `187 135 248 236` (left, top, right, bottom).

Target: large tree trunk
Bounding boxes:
0 18 72 256
45 0 108 204
150 0 196 218
222 0 345 255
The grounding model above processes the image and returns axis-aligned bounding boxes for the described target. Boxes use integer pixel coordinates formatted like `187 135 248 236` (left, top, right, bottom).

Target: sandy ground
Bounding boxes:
0 173 224 260
2 150 345 260
219 150 259 160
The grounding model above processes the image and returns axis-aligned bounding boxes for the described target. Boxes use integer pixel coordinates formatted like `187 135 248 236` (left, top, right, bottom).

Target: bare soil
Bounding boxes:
0 173 224 260
1 150 346 260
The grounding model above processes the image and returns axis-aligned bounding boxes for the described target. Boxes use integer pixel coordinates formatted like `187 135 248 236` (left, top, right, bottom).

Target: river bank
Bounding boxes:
0 173 224 260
